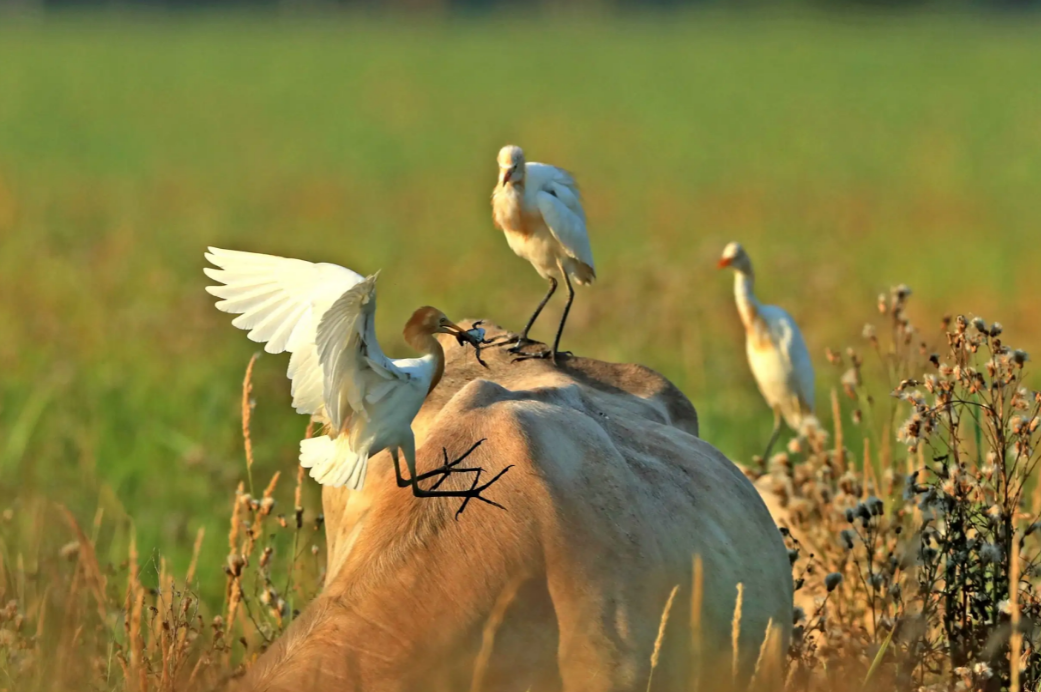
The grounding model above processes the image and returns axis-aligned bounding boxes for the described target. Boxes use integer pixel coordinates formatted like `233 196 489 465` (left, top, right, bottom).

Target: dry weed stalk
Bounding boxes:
470 575 527 692
731 582 744 684
646 584 680 692
690 555 704 692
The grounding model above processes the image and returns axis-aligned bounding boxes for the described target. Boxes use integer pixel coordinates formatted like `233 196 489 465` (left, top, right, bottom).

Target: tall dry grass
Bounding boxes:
2 287 1040 692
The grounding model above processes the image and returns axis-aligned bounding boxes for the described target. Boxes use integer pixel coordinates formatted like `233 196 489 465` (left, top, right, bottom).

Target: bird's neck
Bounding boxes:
492 183 528 234
733 270 760 332
407 334 446 395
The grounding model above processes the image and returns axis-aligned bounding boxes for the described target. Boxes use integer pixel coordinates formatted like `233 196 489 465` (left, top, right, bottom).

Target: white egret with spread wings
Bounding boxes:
204 247 507 509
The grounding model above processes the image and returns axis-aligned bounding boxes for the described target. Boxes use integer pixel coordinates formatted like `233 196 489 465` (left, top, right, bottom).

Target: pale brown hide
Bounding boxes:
236 321 793 692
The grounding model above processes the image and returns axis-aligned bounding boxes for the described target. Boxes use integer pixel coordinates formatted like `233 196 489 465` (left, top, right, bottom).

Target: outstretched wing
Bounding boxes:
204 247 365 415
314 273 409 436
529 164 596 278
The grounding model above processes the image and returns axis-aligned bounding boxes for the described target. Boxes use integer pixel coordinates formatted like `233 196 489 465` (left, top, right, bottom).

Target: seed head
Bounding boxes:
866 495 884 516
980 543 1002 565
825 572 844 592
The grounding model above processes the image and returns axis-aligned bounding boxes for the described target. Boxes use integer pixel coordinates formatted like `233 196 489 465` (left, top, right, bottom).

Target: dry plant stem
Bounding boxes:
57 503 108 625
1011 535 1022 692
646 585 679 692
129 527 146 692
690 555 704 692
242 353 259 497
470 575 527 692
186 527 205 586
747 619 777 691
731 582 744 684
832 388 845 471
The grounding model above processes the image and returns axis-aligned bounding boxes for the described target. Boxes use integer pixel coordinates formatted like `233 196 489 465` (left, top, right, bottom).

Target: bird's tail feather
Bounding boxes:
299 435 370 490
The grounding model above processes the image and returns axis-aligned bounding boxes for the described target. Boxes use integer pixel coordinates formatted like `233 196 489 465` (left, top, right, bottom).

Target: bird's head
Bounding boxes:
403 307 476 350
497 145 525 186
717 241 752 273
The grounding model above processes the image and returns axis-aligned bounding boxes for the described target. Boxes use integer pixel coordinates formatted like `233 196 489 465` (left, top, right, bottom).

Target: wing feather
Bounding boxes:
205 246 365 415
314 273 409 434
527 164 596 278
759 305 815 414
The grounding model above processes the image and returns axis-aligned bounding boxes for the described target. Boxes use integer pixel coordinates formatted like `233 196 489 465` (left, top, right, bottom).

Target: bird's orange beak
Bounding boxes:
438 320 464 335
501 168 512 185
717 257 732 269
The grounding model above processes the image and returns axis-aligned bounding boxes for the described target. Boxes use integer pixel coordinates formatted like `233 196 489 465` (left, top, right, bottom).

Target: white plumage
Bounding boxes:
205 247 473 491
492 145 596 363
718 242 816 458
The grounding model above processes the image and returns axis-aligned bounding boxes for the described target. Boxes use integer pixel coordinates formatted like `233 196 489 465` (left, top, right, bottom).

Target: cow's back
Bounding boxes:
239 321 792 692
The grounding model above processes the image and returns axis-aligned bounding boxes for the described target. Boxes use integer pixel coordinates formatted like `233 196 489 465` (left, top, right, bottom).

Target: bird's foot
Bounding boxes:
496 335 536 353
404 441 514 518
511 349 573 365
393 439 485 490
425 439 486 490
452 465 514 520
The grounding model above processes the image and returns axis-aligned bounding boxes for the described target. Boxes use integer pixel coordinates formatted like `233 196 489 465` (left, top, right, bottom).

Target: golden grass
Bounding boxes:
647 585 680 692
470 575 526 692
731 582 743 685
689 555 704 692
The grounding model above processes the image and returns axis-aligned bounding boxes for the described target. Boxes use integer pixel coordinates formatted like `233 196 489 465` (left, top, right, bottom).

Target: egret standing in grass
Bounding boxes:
718 242 816 459
492 145 596 364
204 247 507 508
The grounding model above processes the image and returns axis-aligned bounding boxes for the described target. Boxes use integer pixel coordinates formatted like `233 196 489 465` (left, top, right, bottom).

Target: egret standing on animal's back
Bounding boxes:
204 247 507 511
491 145 596 364
718 242 816 459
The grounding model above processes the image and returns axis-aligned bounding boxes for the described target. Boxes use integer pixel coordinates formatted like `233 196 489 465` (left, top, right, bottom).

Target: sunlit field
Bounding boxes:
2 8 1041 649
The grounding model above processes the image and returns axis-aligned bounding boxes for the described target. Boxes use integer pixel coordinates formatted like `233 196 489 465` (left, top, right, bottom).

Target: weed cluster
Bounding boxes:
750 286 1040 692
0 362 327 692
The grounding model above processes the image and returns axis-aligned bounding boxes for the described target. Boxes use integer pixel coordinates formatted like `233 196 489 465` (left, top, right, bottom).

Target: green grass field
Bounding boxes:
2 11 1041 606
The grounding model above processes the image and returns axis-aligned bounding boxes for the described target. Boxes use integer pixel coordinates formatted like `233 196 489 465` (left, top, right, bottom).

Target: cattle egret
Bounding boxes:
204 247 508 507
491 145 596 364
718 242 816 459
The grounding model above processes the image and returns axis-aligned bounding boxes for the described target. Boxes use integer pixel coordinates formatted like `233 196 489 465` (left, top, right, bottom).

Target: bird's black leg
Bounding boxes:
762 409 783 461
504 277 557 353
512 271 574 365
550 271 575 364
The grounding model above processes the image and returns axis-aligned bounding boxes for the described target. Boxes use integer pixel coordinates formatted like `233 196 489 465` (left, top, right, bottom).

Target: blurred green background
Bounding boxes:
1 10 1040 605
